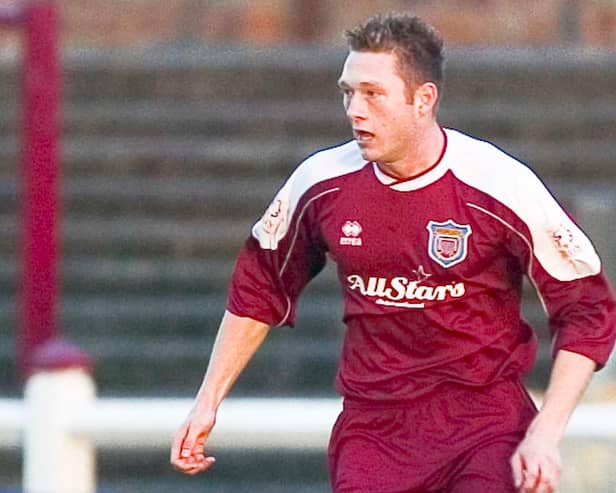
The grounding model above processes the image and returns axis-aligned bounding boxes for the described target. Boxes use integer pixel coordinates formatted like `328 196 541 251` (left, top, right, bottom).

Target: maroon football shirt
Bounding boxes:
227 128 616 403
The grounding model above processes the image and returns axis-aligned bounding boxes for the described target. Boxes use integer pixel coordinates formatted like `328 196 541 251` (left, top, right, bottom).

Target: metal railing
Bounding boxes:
1 366 616 493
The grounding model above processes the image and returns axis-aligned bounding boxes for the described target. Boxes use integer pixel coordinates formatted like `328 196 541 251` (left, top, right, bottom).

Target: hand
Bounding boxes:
170 408 217 475
510 430 561 493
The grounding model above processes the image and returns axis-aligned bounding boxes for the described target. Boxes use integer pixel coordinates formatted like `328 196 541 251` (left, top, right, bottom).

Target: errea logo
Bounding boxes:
340 220 363 246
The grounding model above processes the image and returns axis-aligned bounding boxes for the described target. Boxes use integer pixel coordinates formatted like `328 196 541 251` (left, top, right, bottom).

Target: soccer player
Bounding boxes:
170 13 616 493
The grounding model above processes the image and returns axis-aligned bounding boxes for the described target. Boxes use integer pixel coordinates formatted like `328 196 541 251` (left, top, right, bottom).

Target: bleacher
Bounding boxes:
1 45 615 492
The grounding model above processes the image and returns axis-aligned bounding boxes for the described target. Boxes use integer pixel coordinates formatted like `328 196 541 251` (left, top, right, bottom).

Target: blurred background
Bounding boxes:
0 0 615 492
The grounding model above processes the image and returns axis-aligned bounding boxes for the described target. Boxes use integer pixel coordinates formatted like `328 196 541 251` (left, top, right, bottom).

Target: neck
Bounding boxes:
376 121 445 180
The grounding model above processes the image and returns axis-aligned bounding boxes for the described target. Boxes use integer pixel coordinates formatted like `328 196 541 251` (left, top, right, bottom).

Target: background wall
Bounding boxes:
0 0 615 49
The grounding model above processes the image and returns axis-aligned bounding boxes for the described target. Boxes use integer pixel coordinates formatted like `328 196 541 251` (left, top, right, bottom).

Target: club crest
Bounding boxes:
426 220 472 268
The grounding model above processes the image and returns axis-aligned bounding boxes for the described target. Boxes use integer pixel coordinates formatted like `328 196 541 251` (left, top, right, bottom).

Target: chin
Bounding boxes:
358 147 379 162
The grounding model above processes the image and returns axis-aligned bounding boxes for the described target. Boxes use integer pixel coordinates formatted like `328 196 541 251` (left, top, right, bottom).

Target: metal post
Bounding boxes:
24 340 95 493
18 0 62 377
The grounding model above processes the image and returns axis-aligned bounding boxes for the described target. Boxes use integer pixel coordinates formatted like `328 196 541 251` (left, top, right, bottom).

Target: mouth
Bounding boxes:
354 129 375 144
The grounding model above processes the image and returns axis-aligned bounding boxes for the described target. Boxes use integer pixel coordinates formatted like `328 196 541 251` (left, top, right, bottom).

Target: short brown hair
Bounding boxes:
345 13 445 98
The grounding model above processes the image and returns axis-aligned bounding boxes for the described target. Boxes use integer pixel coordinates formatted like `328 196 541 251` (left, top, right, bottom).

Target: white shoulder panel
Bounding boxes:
252 140 365 250
445 129 601 281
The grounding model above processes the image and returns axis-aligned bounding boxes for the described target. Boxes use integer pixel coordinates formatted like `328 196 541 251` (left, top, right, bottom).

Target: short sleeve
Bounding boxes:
226 169 328 327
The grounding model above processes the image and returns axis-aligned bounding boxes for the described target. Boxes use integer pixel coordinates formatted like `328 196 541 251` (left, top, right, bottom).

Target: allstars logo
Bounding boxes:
427 219 472 268
346 264 466 309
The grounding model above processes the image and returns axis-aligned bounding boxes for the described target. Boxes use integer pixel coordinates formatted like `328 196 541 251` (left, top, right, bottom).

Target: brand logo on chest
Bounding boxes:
346 264 466 309
426 219 472 268
339 220 363 246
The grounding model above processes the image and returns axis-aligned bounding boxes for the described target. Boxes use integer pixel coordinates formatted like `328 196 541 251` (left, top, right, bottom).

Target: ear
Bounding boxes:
413 82 439 117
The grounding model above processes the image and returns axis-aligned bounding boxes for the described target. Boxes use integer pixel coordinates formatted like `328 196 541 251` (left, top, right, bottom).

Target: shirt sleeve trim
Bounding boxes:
466 201 548 315
274 186 339 327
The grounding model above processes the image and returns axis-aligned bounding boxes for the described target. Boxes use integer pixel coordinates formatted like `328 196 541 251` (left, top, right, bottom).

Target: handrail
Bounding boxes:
2 396 616 451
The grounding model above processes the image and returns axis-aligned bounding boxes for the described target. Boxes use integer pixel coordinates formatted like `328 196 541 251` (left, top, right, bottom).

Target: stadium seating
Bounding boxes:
0 45 615 492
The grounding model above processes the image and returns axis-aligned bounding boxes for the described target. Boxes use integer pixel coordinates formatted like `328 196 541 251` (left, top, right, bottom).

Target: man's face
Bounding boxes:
337 50 419 167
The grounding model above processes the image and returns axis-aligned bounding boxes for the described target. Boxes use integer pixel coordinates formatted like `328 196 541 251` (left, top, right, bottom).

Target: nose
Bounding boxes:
345 93 367 121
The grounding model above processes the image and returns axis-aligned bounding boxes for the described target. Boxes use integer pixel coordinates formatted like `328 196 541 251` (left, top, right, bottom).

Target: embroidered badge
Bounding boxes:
551 224 581 259
340 220 363 246
262 199 285 236
426 219 472 268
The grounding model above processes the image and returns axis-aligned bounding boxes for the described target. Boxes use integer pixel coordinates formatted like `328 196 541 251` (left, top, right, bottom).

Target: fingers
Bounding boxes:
520 462 541 493
520 468 557 493
180 424 201 460
170 424 189 465
513 456 560 493
170 422 216 475
534 459 560 493
511 451 524 489
175 455 216 476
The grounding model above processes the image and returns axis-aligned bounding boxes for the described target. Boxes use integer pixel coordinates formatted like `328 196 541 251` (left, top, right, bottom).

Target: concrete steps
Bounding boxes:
53 46 616 104
1 46 614 402
1 103 614 181
5 98 615 141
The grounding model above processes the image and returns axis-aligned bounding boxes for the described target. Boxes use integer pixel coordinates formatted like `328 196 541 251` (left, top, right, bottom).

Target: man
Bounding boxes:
171 13 616 493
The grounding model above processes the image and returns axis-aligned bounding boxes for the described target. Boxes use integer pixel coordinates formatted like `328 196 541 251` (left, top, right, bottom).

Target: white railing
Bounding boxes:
1 368 616 492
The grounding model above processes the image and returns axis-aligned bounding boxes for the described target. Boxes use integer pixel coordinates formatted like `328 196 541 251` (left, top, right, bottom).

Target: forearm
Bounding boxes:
193 310 270 413
528 349 596 441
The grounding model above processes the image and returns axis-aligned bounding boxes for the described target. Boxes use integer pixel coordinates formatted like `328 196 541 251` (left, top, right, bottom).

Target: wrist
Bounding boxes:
192 388 223 415
526 411 567 444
